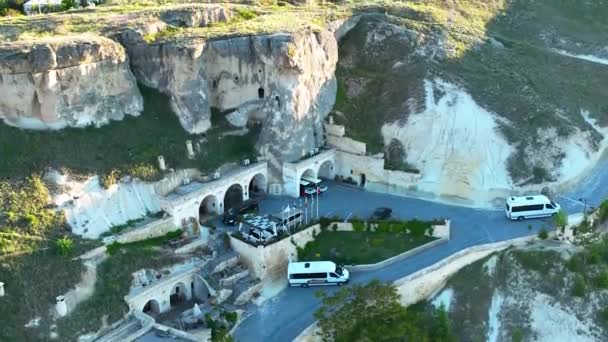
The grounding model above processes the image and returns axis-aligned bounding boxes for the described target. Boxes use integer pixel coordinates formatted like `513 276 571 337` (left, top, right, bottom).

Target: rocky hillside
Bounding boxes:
1 1 607 190
0 3 347 176
333 1 608 196
432 241 608 342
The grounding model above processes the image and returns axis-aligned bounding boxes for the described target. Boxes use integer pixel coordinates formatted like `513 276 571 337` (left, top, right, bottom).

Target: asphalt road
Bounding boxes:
233 156 608 342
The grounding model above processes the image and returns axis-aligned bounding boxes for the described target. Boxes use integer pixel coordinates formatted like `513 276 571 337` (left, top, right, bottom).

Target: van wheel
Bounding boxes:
517 216 524 221
302 283 309 288
337 282 343 286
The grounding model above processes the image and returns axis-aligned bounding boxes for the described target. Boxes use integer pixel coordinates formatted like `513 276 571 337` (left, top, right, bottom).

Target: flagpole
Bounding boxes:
304 196 308 225
316 188 319 220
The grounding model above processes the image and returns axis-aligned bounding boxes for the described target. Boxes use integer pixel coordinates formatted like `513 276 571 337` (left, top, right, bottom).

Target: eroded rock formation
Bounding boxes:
0 35 142 129
124 28 338 165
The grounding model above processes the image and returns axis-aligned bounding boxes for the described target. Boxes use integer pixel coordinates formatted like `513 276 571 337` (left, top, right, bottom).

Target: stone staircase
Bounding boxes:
200 251 261 307
93 312 153 342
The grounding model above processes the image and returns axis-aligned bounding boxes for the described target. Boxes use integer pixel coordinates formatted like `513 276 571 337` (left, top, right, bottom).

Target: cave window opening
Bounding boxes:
212 80 217 89
275 95 281 107
258 88 265 99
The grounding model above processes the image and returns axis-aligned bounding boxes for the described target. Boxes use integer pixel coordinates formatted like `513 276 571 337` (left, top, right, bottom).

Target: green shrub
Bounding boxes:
566 255 584 273
599 200 608 223
222 311 238 324
332 223 338 232
61 0 76 11
320 217 331 232
55 236 74 256
599 308 608 329
594 270 608 289
100 169 120 189
236 8 257 20
572 275 586 297
538 229 549 240
511 328 524 342
128 163 159 181
376 221 391 233
352 220 365 232
205 313 215 329
406 219 430 237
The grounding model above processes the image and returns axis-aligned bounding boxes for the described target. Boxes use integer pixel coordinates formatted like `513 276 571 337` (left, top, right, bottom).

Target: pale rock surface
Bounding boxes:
0 35 142 129
47 170 161 238
382 78 515 204
122 28 339 173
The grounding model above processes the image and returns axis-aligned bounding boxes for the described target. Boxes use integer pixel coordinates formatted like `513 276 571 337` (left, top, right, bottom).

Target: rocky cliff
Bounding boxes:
0 35 142 129
124 28 338 166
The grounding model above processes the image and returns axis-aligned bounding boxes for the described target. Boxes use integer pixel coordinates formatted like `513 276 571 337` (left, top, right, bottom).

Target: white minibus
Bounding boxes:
287 261 349 287
505 195 560 221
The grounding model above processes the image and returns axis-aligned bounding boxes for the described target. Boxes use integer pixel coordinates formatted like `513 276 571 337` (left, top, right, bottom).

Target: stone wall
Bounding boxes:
153 169 202 197
116 217 177 244
230 224 321 279
394 235 535 307
327 135 367 155
335 150 421 188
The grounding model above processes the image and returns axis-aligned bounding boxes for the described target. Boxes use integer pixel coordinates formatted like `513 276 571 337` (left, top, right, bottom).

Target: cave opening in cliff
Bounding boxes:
258 87 265 99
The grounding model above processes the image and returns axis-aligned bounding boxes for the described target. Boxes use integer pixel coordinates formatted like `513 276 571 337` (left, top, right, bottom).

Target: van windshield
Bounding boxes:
335 266 343 276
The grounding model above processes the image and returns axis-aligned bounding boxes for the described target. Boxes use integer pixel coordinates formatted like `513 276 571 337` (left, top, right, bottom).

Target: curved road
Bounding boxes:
234 157 608 342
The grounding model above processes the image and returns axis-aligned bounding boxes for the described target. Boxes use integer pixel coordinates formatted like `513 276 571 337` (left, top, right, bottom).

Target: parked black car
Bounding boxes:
370 207 392 220
222 199 259 225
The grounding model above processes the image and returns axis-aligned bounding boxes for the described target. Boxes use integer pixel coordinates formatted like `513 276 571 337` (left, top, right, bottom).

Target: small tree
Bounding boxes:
314 280 456 341
61 0 74 10
55 236 74 256
553 209 568 235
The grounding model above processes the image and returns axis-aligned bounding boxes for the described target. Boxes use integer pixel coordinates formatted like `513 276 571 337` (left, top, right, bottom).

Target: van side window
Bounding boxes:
546 204 554 209
330 273 338 278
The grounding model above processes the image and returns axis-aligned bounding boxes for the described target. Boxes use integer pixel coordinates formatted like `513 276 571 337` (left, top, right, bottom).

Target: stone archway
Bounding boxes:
199 194 219 222
142 299 161 315
317 160 335 180
170 282 188 307
299 168 316 197
223 184 244 213
249 173 267 198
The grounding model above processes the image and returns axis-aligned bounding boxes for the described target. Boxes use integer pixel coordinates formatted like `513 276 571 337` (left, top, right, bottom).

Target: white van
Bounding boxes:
505 195 560 221
287 261 349 287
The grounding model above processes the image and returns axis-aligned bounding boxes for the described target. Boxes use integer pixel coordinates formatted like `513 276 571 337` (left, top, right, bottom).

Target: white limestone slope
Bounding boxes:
382 79 514 205
48 171 160 239
553 49 608 66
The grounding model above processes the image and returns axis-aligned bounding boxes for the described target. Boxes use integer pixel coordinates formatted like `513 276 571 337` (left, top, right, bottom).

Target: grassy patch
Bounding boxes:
0 238 100 341
0 176 67 255
0 84 258 180
56 244 181 340
512 249 560 272
298 230 435 265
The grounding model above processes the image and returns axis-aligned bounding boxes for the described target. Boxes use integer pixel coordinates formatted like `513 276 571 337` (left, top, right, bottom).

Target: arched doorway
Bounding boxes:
223 184 243 213
142 299 160 315
299 169 316 197
170 282 188 307
199 194 218 222
249 173 267 198
318 160 335 180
